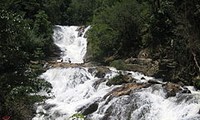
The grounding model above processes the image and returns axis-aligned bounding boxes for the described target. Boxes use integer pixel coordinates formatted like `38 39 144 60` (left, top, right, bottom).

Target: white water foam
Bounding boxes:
53 26 90 63
33 25 200 120
32 65 155 120
91 84 200 120
33 67 117 120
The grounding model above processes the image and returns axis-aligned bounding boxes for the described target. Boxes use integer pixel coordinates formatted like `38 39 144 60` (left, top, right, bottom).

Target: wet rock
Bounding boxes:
148 79 164 84
181 87 191 94
125 59 159 76
124 58 137 64
106 73 137 86
153 59 177 81
163 82 182 98
92 78 107 89
125 58 152 65
43 104 56 111
82 103 99 115
109 83 150 97
124 75 136 83
177 81 185 87
99 91 152 120
95 72 106 78
137 48 151 58
176 94 194 104
30 60 39 64
88 68 96 74
51 110 62 118
95 67 110 78
106 74 129 86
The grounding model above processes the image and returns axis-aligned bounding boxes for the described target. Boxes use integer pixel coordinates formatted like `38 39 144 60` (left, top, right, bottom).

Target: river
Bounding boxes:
33 26 200 120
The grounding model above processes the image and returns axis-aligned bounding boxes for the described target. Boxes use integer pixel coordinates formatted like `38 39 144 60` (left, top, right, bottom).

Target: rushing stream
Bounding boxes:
33 26 200 120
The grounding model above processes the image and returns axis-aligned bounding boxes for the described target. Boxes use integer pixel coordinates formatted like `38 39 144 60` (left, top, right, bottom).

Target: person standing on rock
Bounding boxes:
78 26 85 37
68 58 71 63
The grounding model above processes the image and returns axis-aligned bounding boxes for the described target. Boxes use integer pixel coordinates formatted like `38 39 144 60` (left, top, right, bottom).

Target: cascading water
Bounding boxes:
33 26 200 120
53 25 90 63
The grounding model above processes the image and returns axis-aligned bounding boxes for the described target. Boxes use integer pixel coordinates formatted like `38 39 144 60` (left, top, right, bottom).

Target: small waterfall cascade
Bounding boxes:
33 26 200 120
53 25 90 63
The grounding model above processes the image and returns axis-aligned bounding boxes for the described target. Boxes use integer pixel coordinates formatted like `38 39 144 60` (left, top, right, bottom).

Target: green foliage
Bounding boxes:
70 113 86 120
88 24 119 61
0 9 52 119
0 0 71 24
41 0 71 24
33 10 54 57
66 0 100 25
0 0 200 119
194 79 200 90
86 0 200 87
0 72 51 119
0 10 31 73
110 60 127 70
170 1 200 83
106 73 128 86
147 0 176 59
0 0 66 118
88 0 150 61
0 9 51 72
33 10 52 36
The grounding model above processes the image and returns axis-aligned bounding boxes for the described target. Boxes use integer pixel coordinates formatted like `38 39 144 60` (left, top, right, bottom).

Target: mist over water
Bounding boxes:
33 26 200 120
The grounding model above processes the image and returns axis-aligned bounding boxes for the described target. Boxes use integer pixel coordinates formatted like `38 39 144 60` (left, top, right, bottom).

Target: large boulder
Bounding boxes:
106 74 136 86
108 83 150 97
82 103 99 115
137 48 151 58
95 67 111 78
163 82 182 98
124 58 159 76
153 59 177 81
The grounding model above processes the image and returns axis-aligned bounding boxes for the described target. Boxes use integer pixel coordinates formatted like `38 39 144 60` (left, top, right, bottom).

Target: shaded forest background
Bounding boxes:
0 0 200 119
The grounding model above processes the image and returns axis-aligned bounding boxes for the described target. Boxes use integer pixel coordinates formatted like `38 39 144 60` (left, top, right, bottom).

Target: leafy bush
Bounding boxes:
106 73 129 86
194 79 200 90
70 113 86 120
87 0 150 61
110 60 127 70
0 9 52 119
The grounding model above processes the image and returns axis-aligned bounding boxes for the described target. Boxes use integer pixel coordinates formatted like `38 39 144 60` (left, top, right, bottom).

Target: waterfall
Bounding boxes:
53 26 90 63
33 26 200 120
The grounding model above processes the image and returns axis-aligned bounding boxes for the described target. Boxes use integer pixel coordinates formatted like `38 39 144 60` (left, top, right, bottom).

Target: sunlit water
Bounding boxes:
33 26 200 120
53 25 90 63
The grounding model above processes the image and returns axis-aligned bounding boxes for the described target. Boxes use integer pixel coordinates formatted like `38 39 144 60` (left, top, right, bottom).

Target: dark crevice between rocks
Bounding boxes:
78 102 99 116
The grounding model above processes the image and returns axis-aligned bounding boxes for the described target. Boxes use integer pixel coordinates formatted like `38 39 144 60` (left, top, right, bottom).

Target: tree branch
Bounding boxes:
192 51 200 74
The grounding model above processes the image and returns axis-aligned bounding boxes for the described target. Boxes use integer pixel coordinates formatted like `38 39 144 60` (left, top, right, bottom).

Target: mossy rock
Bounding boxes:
163 82 182 98
106 73 134 86
95 67 110 78
110 59 128 70
70 113 85 120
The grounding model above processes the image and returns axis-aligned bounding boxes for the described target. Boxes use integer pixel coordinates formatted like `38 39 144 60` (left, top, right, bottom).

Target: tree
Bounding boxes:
66 0 100 25
0 9 51 119
88 0 150 62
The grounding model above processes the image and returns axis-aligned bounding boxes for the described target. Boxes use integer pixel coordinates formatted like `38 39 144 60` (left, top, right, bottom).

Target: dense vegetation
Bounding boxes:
87 0 200 87
0 0 200 119
0 0 60 119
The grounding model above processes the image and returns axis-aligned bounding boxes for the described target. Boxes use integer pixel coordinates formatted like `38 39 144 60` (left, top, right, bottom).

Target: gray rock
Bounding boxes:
82 103 99 115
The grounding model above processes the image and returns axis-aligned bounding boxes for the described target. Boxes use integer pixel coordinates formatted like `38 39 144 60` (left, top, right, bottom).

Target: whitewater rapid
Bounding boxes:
53 26 90 63
33 26 200 120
